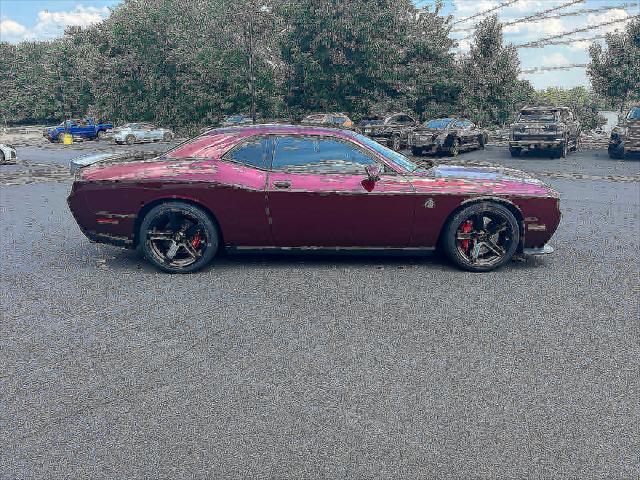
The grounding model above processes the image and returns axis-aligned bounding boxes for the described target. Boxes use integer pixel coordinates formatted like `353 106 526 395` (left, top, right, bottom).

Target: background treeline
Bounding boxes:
1 0 636 133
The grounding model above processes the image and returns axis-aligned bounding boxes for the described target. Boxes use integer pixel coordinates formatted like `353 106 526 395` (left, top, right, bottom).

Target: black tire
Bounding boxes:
411 146 424 156
57 132 66 143
139 201 219 273
96 130 106 140
390 134 401 151
478 134 485 149
443 202 520 272
608 143 625 159
0 150 5 164
559 140 568 158
509 147 521 157
125 135 136 145
571 135 579 152
448 138 460 157
163 132 173 142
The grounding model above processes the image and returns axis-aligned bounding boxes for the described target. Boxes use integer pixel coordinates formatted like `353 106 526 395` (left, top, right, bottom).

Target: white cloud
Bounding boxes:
540 52 571 66
0 5 110 43
0 18 29 42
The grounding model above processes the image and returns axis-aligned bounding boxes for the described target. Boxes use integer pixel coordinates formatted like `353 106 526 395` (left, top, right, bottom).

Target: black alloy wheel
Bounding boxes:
444 203 520 272
125 135 136 145
140 202 219 273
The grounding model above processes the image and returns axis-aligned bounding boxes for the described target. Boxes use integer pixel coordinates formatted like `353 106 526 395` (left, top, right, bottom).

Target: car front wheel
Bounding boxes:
448 138 460 157
139 201 219 273
125 135 136 145
163 132 173 142
390 135 401 151
443 202 520 272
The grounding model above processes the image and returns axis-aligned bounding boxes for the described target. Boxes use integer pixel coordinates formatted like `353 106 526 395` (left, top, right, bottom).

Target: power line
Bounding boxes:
452 2 630 34
515 14 638 48
452 0 520 26
522 34 608 47
521 63 588 74
453 0 585 33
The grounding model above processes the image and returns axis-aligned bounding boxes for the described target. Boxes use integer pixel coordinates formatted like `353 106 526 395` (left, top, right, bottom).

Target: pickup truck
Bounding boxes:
509 106 580 158
43 118 113 143
608 105 640 159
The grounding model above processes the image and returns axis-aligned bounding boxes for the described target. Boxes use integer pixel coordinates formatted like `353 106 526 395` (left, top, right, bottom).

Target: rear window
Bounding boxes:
519 111 557 122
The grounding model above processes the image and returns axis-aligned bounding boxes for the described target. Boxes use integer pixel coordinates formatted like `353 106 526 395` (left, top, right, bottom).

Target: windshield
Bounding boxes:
519 112 557 122
424 119 453 129
225 115 245 123
352 132 428 173
627 107 640 120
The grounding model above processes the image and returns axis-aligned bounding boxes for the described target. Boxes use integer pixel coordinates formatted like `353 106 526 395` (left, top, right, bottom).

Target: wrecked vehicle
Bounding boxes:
43 118 113 143
69 151 163 175
608 105 640 159
111 123 174 145
361 113 417 151
301 113 355 129
509 106 580 158
221 114 254 126
409 118 488 157
0 143 17 164
68 124 560 274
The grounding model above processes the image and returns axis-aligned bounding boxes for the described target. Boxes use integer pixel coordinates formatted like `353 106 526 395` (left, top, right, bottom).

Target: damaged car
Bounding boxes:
361 113 417 151
68 124 560 274
112 123 174 145
0 143 17 164
608 105 640 159
409 118 488 157
509 106 580 158
301 113 355 129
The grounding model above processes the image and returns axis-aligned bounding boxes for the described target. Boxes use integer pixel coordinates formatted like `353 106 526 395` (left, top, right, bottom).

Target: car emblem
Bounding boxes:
424 198 435 209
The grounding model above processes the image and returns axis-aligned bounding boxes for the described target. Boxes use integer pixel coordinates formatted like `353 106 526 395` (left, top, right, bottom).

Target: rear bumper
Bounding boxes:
510 140 562 149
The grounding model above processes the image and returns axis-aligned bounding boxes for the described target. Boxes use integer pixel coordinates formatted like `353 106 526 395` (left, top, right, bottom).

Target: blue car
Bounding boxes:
43 118 113 143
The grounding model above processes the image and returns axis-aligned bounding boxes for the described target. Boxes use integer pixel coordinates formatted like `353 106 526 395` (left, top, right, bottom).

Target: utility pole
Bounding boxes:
248 11 257 124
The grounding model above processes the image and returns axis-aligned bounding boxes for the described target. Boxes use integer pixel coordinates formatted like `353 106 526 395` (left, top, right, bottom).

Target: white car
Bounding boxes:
0 143 17 164
111 123 174 145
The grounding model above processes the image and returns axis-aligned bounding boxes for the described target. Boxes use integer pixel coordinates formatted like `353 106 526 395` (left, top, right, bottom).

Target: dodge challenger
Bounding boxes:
67 125 560 273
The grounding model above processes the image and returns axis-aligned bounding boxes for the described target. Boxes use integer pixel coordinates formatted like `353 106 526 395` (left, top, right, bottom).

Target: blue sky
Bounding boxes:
1 0 638 90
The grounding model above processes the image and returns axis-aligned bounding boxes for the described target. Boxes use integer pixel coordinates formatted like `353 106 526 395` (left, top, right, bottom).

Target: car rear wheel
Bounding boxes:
139 202 219 273
163 132 173 142
0 151 5 164
411 146 424 156
509 147 522 157
443 202 520 272
478 134 485 149
125 135 136 145
448 139 460 157
608 143 625 159
96 130 106 140
57 132 66 143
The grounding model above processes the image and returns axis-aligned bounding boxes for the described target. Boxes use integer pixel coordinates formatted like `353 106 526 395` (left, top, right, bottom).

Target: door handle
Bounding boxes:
273 180 291 189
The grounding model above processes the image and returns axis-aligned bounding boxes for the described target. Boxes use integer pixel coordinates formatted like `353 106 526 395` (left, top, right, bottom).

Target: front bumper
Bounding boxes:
523 244 554 256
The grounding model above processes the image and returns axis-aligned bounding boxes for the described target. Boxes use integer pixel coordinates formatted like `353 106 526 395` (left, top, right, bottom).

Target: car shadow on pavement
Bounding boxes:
100 248 549 274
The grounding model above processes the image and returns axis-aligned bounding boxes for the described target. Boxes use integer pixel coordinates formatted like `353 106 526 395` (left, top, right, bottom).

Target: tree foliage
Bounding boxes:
588 18 640 110
458 15 529 126
1 0 529 130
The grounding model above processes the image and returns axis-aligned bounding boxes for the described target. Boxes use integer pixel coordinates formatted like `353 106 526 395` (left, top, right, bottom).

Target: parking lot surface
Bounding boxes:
1 143 639 478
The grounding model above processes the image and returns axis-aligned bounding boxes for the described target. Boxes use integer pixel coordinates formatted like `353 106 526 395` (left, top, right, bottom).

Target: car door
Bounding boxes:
266 134 415 247
208 136 274 246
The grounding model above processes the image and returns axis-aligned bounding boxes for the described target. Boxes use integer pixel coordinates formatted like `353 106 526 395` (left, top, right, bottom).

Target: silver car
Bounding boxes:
0 143 17 164
112 123 174 145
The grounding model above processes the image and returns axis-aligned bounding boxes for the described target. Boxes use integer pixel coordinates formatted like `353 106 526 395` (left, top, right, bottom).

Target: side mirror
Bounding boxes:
365 164 381 182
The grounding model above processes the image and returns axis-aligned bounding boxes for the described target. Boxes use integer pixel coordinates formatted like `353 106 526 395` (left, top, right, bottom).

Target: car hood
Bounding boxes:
410 164 556 197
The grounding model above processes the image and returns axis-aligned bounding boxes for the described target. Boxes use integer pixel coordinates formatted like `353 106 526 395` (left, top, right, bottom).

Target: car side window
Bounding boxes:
272 136 377 174
224 137 270 170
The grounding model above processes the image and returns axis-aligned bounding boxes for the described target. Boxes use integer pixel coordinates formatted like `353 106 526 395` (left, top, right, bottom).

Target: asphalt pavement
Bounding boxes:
1 142 639 479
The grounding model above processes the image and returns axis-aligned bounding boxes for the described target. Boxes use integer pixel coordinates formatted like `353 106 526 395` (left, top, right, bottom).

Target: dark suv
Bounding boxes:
361 113 417 151
609 105 640 159
509 106 580 158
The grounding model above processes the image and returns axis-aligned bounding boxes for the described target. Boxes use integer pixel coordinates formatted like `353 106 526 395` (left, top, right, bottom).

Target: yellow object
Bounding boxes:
63 133 73 145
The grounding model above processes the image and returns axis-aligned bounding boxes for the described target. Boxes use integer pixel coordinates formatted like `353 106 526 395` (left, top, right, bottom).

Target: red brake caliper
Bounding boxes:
191 232 202 250
460 220 473 253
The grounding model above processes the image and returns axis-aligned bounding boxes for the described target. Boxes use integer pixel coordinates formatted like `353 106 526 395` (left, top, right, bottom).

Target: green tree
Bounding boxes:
459 15 530 126
588 18 640 110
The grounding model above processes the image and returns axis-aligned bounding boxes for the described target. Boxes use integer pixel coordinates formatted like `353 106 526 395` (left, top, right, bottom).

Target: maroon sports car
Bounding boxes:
67 124 560 273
